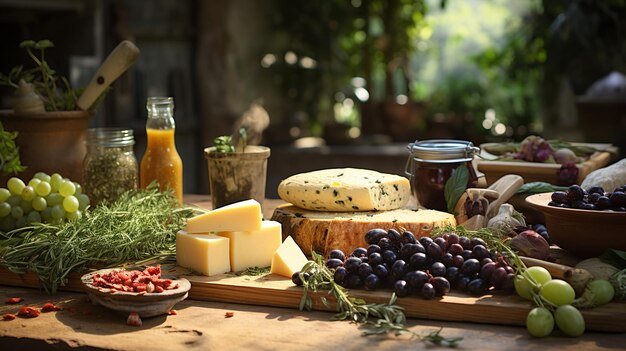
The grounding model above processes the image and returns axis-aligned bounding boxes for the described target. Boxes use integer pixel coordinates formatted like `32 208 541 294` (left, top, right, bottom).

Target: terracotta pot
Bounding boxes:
0 109 93 183
204 145 270 211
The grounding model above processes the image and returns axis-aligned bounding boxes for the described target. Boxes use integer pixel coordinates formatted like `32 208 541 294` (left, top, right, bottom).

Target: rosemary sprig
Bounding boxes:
0 184 199 294
235 266 270 276
298 251 462 347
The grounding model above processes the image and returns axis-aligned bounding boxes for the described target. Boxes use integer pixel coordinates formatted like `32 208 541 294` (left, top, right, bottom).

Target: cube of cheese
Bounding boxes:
217 220 282 272
176 231 230 276
271 236 308 278
186 199 262 233
277 168 410 212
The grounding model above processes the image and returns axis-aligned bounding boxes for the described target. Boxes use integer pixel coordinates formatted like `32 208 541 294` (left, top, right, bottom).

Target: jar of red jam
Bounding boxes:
405 139 480 211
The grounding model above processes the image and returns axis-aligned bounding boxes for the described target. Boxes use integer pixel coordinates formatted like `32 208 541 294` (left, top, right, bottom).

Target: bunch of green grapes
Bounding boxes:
515 267 586 337
0 172 90 231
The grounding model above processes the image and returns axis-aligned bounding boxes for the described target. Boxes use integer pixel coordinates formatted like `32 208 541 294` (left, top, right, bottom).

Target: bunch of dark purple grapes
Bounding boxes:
549 184 626 211
307 228 515 299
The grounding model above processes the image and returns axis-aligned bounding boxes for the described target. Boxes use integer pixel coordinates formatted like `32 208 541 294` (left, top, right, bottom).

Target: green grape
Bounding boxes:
59 181 76 197
46 193 63 206
514 266 552 300
0 188 11 202
20 200 33 213
0 216 14 231
28 178 41 188
63 195 79 212
526 307 554 338
10 206 23 219
554 305 585 337
66 210 82 221
15 216 26 228
35 181 51 196
21 186 36 201
0 202 11 217
50 173 63 192
26 211 42 224
7 177 25 195
41 207 52 222
51 204 65 220
540 279 575 306
33 172 50 182
6 195 21 207
73 182 82 195
77 194 90 211
32 196 47 211
49 218 63 225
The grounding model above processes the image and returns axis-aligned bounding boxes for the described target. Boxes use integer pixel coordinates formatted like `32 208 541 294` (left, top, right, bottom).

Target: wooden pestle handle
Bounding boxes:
485 174 524 218
77 40 140 111
520 256 573 280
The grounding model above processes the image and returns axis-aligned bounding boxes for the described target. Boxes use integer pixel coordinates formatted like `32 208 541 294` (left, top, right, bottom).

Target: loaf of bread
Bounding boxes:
271 204 456 257
277 168 411 212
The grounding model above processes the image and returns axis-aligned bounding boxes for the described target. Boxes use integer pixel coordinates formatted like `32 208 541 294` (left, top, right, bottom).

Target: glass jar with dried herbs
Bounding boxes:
83 128 138 205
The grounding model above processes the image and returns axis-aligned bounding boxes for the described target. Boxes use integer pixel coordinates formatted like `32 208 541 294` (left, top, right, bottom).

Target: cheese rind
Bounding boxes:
271 236 308 278
186 199 262 233
176 231 230 276
271 205 456 257
277 168 410 212
217 220 282 272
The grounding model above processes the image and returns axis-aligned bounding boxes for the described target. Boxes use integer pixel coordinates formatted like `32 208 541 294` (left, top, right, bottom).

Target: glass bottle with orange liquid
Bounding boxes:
140 97 183 203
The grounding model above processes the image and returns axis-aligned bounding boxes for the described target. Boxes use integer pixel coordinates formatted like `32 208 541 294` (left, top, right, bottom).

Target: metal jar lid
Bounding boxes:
407 139 480 163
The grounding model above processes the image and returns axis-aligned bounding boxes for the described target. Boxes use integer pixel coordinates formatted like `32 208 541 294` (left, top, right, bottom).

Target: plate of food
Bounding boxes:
477 136 617 185
81 266 191 318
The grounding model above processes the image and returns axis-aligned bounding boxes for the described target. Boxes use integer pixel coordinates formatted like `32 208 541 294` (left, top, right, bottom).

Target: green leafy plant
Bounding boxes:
444 165 469 213
0 39 81 111
0 124 25 175
212 128 248 153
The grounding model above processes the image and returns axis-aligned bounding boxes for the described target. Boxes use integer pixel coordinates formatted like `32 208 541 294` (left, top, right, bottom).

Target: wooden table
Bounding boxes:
1 195 625 350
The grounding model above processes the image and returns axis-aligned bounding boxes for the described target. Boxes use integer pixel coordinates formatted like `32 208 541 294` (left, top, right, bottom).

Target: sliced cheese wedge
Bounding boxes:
271 236 308 278
176 231 230 276
186 199 262 233
217 220 282 272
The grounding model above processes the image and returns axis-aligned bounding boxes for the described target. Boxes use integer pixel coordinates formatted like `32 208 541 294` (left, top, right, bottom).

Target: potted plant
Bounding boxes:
204 128 271 210
0 39 139 183
0 40 93 183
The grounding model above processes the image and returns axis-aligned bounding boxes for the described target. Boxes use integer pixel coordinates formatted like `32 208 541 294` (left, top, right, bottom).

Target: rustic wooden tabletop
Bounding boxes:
1 195 624 350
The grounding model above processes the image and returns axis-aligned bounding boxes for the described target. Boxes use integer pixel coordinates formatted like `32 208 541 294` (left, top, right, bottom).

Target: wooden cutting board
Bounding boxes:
1 267 624 333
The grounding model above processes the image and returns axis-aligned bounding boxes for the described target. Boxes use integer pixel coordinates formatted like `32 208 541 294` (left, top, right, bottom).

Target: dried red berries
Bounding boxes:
2 314 16 321
17 306 40 318
127 311 142 326
41 302 63 312
90 266 179 294
5 297 23 304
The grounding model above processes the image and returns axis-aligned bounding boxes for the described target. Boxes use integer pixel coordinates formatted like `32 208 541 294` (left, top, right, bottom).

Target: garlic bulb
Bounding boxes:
13 79 45 113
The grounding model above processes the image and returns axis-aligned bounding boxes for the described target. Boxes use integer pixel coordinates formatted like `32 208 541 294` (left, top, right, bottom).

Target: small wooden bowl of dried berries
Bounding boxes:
81 266 190 318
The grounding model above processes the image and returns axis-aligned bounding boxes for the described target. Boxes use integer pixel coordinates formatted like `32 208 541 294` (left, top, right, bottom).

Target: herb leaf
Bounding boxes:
517 182 567 194
444 165 469 213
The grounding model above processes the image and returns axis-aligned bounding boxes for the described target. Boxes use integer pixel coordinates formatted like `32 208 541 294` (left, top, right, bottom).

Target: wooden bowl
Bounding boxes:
526 193 626 258
81 268 191 318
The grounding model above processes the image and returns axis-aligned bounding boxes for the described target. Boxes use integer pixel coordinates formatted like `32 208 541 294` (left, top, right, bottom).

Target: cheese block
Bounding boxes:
217 220 282 272
271 205 456 257
176 231 230 276
277 168 410 212
186 199 262 233
271 236 309 278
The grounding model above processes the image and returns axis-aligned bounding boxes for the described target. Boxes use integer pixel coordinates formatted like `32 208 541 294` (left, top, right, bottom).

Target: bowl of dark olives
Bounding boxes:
526 184 626 258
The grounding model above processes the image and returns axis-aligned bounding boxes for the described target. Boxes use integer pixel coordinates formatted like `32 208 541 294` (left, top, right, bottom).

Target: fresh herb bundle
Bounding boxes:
212 128 248 153
0 184 200 294
298 251 462 347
